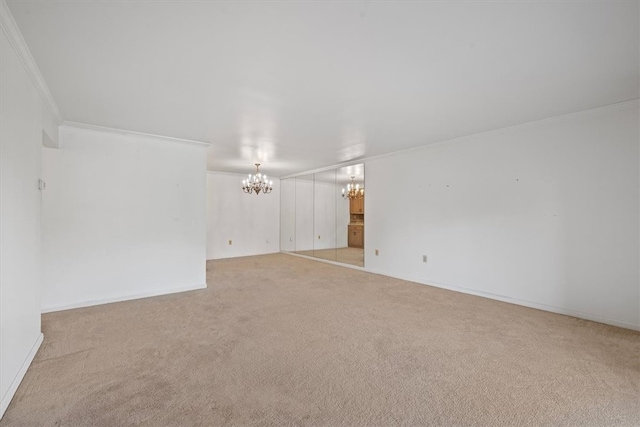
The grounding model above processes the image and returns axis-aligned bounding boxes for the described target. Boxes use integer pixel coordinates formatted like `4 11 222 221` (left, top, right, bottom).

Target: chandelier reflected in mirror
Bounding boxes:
242 163 273 195
342 176 364 200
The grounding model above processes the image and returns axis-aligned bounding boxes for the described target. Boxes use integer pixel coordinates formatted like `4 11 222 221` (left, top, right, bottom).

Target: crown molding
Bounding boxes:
279 159 366 180
282 98 640 180
359 98 640 165
1 0 62 124
61 121 211 148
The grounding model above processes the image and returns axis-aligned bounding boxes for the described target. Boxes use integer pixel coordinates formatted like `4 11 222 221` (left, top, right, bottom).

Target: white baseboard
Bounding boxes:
41 283 207 313
425 278 640 331
207 249 280 261
281 251 640 332
0 332 44 419
282 251 366 271
364 267 640 332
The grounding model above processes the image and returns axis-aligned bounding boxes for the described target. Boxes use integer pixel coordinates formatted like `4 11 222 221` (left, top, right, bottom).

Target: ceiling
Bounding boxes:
7 0 639 177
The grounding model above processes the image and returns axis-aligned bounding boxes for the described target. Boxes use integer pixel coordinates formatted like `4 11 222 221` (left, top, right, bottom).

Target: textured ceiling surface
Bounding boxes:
7 1 639 177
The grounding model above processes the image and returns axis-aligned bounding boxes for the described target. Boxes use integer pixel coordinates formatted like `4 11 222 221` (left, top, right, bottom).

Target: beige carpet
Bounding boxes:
2 254 639 426
295 247 364 267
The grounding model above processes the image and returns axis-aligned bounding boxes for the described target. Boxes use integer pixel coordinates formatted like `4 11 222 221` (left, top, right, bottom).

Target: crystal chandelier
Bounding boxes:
342 176 364 200
242 163 273 195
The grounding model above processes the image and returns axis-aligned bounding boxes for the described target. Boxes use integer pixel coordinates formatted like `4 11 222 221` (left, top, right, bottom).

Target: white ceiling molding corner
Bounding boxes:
355 98 640 165
0 0 62 124
283 98 640 179
61 121 212 148
279 159 368 181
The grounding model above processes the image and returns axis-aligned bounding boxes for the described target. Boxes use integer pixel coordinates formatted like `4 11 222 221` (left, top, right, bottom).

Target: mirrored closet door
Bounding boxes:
280 164 364 268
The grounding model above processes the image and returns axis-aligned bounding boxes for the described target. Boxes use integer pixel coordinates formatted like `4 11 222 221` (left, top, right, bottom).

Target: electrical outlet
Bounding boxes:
375 249 379 256
423 255 427 263
228 240 232 245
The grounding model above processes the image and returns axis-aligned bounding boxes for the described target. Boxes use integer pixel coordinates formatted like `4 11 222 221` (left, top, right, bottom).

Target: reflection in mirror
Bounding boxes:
295 174 314 257
280 178 296 252
337 164 364 267
279 164 364 268
313 169 337 262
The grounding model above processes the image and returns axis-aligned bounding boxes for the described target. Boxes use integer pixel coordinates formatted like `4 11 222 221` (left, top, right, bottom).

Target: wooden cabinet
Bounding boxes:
348 225 364 248
350 196 364 214
348 194 364 248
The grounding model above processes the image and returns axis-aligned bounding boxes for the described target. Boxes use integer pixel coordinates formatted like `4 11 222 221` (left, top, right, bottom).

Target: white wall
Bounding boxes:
41 124 208 312
41 104 58 148
206 172 280 259
365 101 640 330
0 29 44 417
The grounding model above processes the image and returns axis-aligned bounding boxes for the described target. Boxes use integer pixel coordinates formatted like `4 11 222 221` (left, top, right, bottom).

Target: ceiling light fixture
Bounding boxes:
342 176 364 200
242 163 273 195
